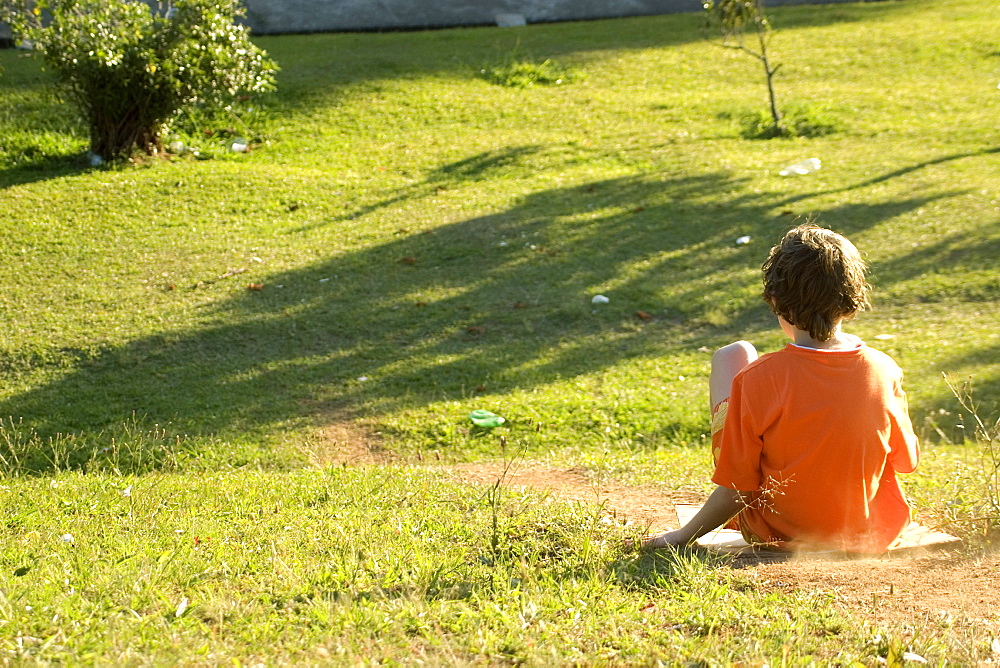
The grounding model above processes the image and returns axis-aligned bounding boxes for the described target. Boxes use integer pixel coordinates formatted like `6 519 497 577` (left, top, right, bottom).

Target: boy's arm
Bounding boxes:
643 485 749 549
888 378 919 473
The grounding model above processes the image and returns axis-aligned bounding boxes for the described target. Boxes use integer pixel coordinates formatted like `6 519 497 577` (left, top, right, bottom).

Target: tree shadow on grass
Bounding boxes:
0 152 99 189
866 221 1000 421
939 342 1000 413
871 220 1000 299
777 146 1000 210
0 151 944 472
291 144 550 234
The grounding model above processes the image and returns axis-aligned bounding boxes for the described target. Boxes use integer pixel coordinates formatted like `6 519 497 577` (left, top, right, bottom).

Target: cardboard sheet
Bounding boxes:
674 504 961 561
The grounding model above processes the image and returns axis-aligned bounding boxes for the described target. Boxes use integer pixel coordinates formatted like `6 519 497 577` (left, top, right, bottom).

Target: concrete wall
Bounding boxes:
243 0 875 35
2 0 882 42
243 0 703 34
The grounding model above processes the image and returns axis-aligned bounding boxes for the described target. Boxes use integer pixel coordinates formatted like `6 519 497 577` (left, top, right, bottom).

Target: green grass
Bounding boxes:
0 0 999 662
0 467 963 664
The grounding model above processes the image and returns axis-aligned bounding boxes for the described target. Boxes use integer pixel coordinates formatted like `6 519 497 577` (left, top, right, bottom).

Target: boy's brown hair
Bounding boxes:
762 224 870 342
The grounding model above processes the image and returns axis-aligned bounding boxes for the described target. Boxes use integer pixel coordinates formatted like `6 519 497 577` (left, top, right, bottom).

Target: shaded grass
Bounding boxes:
0 0 996 471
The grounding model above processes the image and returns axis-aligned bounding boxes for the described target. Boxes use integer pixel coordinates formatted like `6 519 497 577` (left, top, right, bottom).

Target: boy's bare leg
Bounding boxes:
642 341 758 550
709 340 757 408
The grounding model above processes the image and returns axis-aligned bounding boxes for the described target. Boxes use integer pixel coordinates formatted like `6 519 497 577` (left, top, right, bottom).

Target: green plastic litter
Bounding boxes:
469 409 505 428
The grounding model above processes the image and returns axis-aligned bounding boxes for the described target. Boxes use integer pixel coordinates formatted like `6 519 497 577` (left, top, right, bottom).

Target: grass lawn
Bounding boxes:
0 0 998 662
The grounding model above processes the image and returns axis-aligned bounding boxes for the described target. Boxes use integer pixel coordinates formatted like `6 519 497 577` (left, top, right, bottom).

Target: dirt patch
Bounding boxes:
443 460 999 632
751 551 1000 630
302 412 393 467
310 419 996 632
444 461 702 532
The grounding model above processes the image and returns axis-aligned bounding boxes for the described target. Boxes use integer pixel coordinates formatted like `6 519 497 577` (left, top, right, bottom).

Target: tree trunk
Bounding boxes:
755 10 783 137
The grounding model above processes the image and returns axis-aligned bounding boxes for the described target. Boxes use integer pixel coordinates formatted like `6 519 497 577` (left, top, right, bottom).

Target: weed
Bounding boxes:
907 376 1000 543
722 103 840 139
483 433 527 565
0 415 182 476
480 43 583 88
945 374 1000 532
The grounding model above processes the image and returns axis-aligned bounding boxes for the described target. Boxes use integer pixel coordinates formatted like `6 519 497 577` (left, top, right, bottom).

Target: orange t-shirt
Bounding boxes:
711 343 919 553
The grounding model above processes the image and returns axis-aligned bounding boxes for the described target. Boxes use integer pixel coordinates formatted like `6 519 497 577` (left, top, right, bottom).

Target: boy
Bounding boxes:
644 224 919 553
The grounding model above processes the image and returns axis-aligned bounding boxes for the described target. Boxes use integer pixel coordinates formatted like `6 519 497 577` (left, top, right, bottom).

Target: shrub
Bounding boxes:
0 0 277 160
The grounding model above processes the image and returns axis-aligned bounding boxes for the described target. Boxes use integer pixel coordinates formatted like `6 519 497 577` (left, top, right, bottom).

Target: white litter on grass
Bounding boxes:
357 376 370 382
736 235 752 245
175 597 189 618
873 334 896 340
230 138 248 153
779 158 821 176
591 294 610 305
60 534 74 544
902 653 927 664
122 485 133 498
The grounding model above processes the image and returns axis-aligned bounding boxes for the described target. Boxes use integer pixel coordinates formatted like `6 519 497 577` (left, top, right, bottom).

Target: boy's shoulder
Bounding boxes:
858 344 902 367
737 342 902 379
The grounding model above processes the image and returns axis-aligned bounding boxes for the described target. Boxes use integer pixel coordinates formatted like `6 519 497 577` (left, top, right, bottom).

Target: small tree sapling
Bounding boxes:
704 0 785 138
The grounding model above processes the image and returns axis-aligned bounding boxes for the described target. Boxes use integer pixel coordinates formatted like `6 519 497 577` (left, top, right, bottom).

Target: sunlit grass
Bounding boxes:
0 0 998 661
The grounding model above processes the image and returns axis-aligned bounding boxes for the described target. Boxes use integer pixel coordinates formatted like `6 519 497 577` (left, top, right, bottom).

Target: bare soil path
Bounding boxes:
309 420 1000 634
444 461 703 533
